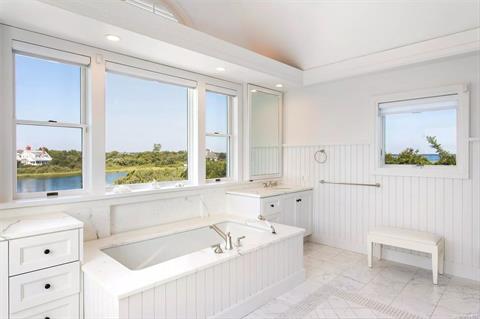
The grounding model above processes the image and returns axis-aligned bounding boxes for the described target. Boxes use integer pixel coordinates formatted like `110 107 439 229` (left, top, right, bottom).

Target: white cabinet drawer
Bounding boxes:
262 198 281 215
10 262 80 313
9 230 79 276
10 294 79 319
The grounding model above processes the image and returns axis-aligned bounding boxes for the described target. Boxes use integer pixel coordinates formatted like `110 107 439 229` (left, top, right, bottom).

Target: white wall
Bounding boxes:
283 53 480 281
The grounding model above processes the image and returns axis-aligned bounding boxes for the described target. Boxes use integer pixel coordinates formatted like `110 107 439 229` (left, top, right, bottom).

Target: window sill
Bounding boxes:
373 165 469 179
0 181 256 211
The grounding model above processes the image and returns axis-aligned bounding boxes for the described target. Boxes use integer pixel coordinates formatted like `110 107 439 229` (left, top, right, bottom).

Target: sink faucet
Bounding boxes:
209 224 233 250
262 181 279 188
258 215 277 234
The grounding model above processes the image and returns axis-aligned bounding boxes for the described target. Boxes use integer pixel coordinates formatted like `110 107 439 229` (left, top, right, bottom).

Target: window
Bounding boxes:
205 91 232 180
14 53 86 196
374 85 469 178
105 69 190 187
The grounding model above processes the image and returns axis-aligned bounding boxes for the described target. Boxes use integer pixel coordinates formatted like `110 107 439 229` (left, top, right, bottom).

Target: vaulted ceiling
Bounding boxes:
170 0 480 70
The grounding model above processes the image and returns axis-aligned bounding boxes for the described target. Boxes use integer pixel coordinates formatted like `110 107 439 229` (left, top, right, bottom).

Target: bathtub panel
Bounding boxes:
176 277 187 319
221 262 229 310
86 234 304 319
205 267 214 317
154 285 166 319
186 274 196 319
142 289 154 319
213 263 222 313
195 270 206 319
165 281 177 319
229 258 237 306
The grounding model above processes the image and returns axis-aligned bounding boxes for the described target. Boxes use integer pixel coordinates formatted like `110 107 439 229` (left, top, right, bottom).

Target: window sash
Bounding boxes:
13 52 88 198
379 94 458 115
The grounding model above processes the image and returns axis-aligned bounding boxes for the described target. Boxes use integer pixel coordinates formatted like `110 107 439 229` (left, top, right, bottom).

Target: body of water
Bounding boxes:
17 171 127 193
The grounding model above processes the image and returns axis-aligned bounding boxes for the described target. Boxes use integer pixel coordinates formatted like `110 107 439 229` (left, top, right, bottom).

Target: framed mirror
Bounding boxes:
248 85 283 179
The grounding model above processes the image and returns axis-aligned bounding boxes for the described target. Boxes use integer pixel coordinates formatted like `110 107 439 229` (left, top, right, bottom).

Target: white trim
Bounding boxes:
205 84 238 96
373 84 470 179
303 28 480 85
12 40 91 66
105 61 197 88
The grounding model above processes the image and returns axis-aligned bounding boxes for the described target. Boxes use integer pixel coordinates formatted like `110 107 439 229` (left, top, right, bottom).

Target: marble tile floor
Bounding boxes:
243 242 480 319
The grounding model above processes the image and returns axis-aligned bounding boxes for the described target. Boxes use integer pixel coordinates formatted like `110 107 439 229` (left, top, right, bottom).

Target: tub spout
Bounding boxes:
210 224 233 250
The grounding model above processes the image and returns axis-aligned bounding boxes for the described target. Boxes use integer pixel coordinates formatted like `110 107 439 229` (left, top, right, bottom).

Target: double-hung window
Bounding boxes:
105 63 195 188
14 48 88 197
374 85 470 178
205 90 234 181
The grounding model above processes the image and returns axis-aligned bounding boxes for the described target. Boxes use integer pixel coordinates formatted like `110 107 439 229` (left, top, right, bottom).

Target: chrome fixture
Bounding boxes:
319 180 380 188
209 224 233 250
211 244 223 254
236 236 246 247
262 181 279 188
258 215 277 234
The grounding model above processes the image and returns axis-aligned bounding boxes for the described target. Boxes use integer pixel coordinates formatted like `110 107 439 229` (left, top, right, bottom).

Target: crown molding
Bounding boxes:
303 28 480 86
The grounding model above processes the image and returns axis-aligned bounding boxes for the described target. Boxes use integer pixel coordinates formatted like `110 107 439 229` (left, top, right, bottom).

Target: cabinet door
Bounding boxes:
280 195 296 226
293 192 313 236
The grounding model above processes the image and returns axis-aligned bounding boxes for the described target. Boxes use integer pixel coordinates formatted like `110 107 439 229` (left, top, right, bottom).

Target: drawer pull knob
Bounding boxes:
296 199 302 202
45 317 50 319
270 204 275 207
44 249 51 255
44 283 51 290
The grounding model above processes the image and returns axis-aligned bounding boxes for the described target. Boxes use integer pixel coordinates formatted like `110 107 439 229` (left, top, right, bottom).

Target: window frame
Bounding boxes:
12 48 90 199
0 26 243 204
373 84 470 179
204 88 235 183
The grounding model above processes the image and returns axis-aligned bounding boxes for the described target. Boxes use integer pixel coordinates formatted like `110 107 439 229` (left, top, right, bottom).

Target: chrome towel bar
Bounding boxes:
319 180 381 188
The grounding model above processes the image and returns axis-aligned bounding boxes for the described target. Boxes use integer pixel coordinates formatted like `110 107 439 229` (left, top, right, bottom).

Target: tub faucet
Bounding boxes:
258 215 277 234
209 224 233 250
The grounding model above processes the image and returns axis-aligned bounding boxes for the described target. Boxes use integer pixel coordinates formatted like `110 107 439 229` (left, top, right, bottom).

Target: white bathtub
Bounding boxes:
83 216 305 319
102 222 267 270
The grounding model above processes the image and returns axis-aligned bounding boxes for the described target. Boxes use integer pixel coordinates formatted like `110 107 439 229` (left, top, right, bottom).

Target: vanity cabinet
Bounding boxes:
226 188 313 236
0 213 83 319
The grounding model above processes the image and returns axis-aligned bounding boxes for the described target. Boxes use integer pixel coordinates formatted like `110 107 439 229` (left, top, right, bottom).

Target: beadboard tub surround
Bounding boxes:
83 214 305 319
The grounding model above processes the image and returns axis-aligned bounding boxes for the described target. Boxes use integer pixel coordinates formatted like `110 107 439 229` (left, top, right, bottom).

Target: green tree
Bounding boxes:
426 136 456 165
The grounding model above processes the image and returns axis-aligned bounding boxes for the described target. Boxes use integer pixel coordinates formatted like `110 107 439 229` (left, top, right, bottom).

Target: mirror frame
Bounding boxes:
245 84 283 181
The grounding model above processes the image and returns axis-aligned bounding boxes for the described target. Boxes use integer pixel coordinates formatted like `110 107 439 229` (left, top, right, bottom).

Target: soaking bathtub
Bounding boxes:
83 215 305 319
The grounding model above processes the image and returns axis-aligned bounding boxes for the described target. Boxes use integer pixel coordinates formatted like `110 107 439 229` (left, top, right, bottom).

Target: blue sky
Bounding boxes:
384 109 456 154
16 54 228 153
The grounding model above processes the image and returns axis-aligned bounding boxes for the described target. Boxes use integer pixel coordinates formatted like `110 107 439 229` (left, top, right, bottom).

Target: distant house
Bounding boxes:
16 146 52 166
153 144 162 152
205 148 219 161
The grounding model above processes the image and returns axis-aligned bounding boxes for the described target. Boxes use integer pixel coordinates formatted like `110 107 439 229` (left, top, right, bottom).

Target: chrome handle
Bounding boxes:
236 236 246 247
211 244 223 254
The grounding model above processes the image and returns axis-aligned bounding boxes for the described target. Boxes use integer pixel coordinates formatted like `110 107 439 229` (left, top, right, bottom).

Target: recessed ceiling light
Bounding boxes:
250 89 257 93
105 34 121 42
216 67 226 72
275 84 283 88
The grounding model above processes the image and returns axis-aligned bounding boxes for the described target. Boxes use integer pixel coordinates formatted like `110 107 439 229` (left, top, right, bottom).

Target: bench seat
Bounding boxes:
367 227 445 284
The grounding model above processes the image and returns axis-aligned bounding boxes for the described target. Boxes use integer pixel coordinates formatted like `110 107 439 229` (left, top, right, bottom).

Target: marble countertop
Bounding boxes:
0 212 83 241
83 214 304 299
226 185 313 198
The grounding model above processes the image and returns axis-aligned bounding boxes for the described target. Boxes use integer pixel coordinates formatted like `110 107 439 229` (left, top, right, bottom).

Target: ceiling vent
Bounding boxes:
123 0 180 23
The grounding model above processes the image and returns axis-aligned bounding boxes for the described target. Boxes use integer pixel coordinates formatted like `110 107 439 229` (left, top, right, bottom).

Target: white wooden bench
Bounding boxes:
367 227 445 284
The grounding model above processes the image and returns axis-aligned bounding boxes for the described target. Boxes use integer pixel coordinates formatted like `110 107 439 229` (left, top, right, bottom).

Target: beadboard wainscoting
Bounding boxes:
283 142 480 281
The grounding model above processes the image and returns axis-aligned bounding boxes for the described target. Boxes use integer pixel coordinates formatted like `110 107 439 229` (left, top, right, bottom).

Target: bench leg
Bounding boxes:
439 240 445 275
367 240 373 268
432 248 439 285
376 243 382 260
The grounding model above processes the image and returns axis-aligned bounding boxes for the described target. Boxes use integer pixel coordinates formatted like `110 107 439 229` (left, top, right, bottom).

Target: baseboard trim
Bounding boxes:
211 269 306 319
310 235 480 281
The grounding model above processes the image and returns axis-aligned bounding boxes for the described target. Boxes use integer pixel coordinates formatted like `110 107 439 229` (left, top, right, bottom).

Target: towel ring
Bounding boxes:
314 149 327 164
